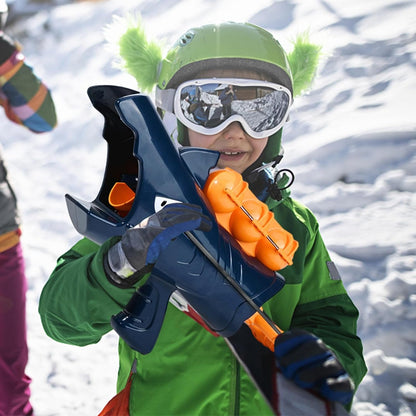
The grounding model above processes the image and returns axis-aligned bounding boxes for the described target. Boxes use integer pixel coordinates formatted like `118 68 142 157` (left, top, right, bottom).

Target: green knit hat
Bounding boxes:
114 18 321 166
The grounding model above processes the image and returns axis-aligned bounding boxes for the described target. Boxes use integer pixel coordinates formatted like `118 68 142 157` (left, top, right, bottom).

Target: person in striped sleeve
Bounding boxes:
0 2 57 414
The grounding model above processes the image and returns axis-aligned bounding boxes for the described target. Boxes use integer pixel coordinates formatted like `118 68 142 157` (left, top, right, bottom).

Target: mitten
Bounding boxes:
274 328 354 405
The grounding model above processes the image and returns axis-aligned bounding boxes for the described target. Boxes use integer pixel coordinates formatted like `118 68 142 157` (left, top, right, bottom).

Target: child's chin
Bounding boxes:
218 157 246 173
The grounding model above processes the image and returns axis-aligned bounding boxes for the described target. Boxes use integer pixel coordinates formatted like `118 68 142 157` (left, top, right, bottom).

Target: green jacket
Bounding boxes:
39 195 367 415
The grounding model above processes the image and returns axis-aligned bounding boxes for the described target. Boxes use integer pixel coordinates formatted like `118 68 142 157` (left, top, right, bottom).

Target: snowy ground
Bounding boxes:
2 0 415 414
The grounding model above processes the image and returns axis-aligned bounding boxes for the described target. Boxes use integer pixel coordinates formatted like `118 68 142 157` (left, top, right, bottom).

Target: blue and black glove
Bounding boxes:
105 203 211 287
274 328 355 405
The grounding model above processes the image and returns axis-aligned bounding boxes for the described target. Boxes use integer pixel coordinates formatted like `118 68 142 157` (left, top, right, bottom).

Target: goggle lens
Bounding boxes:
174 79 292 139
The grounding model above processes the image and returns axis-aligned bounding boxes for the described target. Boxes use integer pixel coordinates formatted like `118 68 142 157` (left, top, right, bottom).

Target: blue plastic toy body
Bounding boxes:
65 85 285 354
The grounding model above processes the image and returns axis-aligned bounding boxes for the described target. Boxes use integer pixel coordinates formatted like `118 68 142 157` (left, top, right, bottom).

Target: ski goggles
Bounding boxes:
155 78 292 139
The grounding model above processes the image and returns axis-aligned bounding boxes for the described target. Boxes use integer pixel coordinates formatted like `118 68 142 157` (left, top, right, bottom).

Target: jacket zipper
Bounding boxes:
230 358 241 416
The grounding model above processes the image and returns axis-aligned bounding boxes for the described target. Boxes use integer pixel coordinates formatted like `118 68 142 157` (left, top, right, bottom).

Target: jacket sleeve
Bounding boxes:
292 225 367 392
0 31 57 132
38 237 137 346
268 198 367 395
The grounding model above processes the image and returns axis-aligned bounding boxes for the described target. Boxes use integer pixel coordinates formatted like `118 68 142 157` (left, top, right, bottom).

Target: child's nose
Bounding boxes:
223 122 246 139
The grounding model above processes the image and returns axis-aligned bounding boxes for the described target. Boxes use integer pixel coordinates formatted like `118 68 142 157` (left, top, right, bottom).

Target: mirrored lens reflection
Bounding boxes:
179 83 290 132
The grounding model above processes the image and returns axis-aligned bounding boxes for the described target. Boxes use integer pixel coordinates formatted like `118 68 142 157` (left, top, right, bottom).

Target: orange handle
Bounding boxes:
245 310 283 351
203 168 298 271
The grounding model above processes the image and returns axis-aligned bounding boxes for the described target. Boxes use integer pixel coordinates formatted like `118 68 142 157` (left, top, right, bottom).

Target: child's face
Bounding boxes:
188 123 268 174
186 68 269 174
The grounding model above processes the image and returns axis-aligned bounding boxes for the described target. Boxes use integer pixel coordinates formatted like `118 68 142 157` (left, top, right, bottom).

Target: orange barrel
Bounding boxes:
203 168 298 271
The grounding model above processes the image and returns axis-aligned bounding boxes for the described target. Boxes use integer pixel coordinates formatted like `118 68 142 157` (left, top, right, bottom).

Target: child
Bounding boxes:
39 20 366 415
0 2 57 414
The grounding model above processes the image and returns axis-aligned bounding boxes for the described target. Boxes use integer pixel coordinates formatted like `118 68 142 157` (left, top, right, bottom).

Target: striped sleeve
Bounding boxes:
0 31 57 132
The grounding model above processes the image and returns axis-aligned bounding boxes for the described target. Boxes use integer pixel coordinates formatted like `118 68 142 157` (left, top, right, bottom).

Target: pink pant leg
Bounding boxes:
0 242 33 416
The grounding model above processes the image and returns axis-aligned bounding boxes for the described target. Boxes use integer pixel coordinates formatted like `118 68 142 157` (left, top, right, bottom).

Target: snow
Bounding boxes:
2 0 415 414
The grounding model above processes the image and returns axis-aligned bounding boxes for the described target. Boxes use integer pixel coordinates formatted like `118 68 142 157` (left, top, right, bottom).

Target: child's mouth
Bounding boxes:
220 151 245 159
222 151 241 155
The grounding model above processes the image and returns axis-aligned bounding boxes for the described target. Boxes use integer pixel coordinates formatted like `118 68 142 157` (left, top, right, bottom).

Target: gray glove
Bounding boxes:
105 203 211 287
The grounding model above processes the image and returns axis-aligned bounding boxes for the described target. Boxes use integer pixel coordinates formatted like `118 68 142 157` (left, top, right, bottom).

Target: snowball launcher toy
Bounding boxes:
65 85 298 354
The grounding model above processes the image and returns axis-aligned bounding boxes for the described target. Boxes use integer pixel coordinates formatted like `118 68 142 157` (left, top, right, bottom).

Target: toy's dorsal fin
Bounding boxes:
179 147 220 189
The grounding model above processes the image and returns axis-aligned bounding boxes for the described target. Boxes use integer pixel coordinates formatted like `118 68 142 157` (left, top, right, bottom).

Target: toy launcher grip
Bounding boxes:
111 276 174 354
203 168 298 271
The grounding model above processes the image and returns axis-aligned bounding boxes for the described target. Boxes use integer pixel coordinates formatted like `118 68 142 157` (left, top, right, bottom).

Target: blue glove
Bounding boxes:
106 203 211 285
274 329 354 405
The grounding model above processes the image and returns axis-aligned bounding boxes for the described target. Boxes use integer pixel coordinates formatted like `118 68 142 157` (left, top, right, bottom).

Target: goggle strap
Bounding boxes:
155 87 175 113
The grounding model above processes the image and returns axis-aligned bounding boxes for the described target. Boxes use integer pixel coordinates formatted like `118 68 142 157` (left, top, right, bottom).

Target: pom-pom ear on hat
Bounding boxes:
111 15 162 92
288 33 322 97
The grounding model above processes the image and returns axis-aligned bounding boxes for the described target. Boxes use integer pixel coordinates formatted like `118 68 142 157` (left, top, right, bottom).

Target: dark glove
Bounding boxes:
274 329 355 405
105 203 211 286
